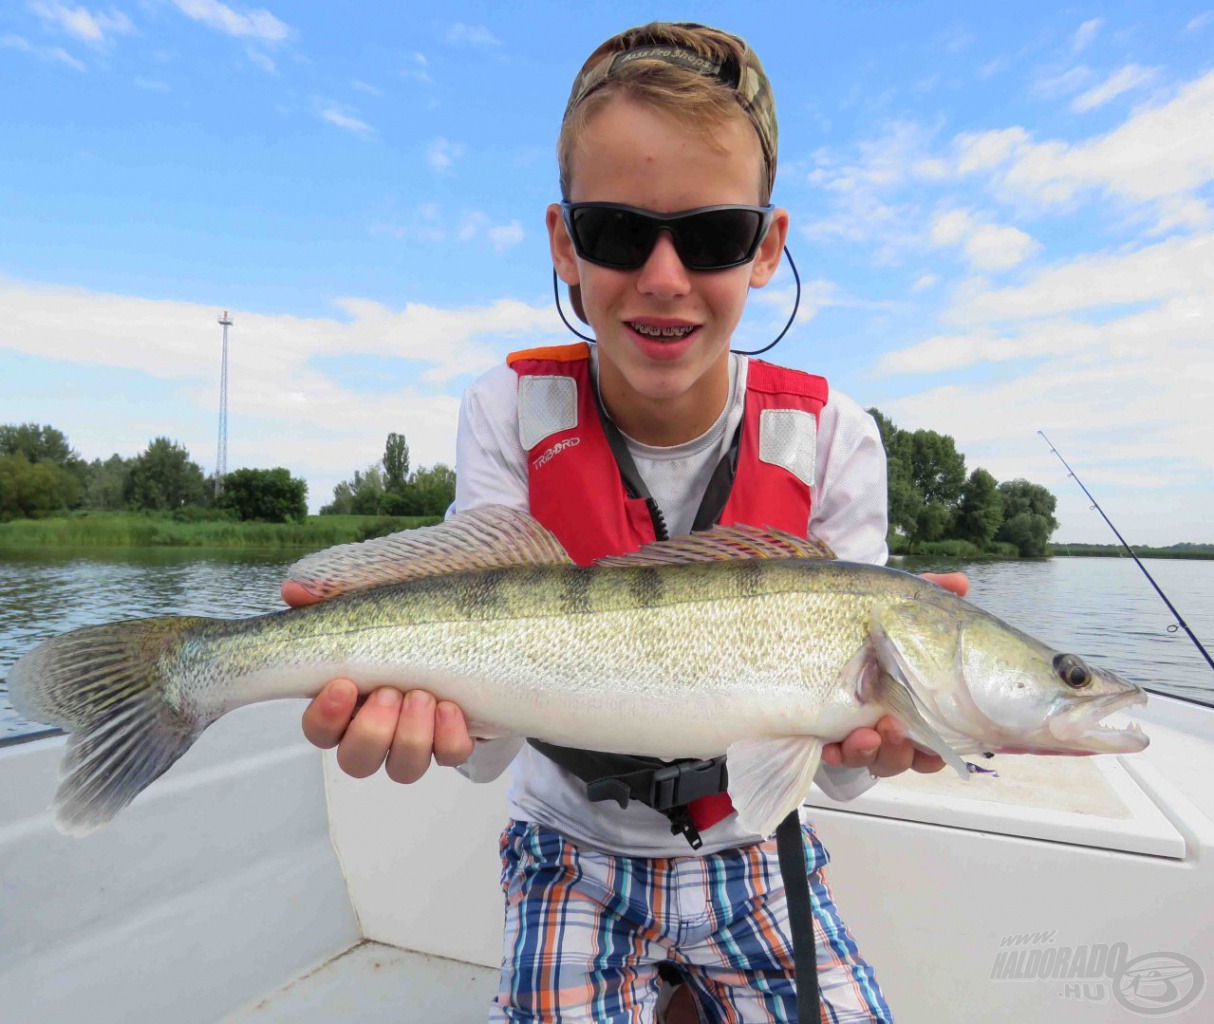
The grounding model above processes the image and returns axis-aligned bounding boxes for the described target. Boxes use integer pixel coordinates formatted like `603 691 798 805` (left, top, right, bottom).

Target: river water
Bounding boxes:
2 550 1212 742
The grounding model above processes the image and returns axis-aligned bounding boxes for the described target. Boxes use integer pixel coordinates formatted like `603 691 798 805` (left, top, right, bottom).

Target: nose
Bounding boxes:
635 229 691 301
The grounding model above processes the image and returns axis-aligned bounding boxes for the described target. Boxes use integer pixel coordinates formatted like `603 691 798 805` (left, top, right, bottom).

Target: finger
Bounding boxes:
301 678 359 748
912 751 947 774
836 727 881 769
920 572 970 598
384 690 438 784
870 718 915 778
282 580 324 607
820 742 843 768
336 687 403 778
432 702 475 767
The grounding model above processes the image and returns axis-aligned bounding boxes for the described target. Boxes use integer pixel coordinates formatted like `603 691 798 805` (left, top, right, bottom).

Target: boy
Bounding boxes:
288 22 961 1023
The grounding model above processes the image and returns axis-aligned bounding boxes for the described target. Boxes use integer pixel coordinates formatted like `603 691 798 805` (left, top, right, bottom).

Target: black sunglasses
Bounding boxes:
560 201 775 272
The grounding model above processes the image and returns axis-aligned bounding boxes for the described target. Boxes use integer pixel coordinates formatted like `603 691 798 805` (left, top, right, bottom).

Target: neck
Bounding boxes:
597 357 730 446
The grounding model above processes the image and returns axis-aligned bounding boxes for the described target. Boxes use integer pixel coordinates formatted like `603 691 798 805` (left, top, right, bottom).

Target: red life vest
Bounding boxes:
507 342 829 834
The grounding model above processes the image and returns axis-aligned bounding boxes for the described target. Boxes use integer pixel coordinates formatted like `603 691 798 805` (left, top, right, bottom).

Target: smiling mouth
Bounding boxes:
627 322 700 340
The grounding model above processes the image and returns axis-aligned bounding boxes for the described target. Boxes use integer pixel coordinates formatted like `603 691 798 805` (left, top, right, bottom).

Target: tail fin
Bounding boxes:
8 616 214 836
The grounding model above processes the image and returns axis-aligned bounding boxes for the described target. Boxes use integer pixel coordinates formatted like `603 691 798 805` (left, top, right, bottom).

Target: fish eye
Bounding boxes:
1053 653 1092 689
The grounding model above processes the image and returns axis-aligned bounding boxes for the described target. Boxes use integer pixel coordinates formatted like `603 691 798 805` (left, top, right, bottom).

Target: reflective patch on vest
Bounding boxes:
518 375 578 451
759 408 816 487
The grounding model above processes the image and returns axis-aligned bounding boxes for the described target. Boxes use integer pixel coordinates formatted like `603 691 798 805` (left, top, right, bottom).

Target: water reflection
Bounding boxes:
2 550 1212 741
1 549 294 740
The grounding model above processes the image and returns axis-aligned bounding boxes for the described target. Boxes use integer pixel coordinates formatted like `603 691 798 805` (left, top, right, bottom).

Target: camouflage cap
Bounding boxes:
561 24 778 325
563 24 778 197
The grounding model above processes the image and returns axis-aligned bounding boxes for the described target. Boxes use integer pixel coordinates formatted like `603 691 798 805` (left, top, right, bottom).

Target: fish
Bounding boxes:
8 505 1149 838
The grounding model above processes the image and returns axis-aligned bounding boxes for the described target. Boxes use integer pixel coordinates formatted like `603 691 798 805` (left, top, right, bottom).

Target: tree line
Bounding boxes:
0 423 307 524
869 409 1059 557
0 422 457 525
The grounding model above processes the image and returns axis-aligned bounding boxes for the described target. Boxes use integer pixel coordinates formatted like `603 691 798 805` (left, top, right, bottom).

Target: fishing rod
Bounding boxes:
1039 430 1214 676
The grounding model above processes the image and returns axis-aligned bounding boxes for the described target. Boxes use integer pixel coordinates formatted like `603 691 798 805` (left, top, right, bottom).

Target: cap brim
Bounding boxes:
569 283 588 324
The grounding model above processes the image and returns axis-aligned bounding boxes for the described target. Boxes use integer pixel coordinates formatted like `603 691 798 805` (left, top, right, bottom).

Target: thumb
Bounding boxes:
282 580 325 607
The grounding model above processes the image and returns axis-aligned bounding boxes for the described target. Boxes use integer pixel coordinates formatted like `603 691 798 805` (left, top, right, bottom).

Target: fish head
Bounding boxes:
954 611 1149 756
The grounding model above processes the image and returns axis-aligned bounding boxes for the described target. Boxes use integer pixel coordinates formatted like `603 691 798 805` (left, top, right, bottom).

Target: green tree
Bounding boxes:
383 432 411 498
1 422 89 499
85 454 132 510
906 429 966 507
406 463 456 516
350 465 386 515
220 468 307 522
955 468 1004 548
124 437 207 511
0 454 79 519
321 480 356 515
996 479 1059 556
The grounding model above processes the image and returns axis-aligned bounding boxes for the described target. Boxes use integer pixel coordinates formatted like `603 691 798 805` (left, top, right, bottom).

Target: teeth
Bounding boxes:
630 323 695 338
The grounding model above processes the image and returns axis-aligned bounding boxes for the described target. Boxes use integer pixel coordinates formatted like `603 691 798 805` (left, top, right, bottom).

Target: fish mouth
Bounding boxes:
1049 687 1150 753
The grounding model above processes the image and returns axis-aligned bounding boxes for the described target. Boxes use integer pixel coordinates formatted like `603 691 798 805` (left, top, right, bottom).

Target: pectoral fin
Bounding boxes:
726 736 824 838
869 616 971 779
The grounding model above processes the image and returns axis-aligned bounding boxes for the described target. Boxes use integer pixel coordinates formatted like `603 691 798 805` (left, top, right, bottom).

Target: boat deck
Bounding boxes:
221 942 497 1024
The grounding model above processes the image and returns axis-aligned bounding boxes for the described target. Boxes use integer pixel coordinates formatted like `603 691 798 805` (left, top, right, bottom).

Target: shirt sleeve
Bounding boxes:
450 365 530 783
809 390 890 801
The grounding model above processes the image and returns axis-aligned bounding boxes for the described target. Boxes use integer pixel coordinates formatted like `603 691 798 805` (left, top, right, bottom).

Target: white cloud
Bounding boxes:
170 0 289 43
912 273 937 292
402 51 433 86
1184 11 1212 33
29 2 132 44
953 69 1214 229
317 101 372 137
1072 18 1104 52
1033 65 1094 100
245 48 275 73
1071 64 1158 112
446 22 500 48
372 205 524 253
874 231 1214 516
350 79 383 97
930 208 1040 270
2 31 86 69
487 221 525 252
427 136 463 172
0 279 567 495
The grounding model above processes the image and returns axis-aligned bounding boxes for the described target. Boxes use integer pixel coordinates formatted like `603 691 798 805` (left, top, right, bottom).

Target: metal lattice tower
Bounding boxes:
215 310 232 497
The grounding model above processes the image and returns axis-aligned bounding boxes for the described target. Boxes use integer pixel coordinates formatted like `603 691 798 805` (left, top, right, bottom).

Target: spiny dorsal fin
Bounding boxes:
287 505 572 599
595 524 835 568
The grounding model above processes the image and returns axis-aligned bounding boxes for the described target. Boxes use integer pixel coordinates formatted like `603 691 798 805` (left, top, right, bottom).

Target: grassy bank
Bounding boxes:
0 512 442 551
1048 543 1214 560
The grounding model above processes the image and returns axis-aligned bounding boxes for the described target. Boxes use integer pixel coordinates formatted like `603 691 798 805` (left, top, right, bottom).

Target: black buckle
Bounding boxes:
649 757 728 811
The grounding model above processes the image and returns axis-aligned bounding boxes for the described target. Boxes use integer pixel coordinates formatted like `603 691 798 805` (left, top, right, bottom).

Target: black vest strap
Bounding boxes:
777 811 821 1023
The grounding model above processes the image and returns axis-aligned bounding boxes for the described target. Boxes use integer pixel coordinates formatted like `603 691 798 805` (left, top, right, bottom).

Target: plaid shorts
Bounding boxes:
490 818 892 1023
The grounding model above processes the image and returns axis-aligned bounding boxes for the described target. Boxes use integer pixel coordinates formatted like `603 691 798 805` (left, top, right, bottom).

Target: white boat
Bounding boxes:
1 689 1211 1023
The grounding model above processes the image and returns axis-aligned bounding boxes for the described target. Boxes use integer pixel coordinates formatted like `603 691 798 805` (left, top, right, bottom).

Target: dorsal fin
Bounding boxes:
595 524 836 568
286 505 572 599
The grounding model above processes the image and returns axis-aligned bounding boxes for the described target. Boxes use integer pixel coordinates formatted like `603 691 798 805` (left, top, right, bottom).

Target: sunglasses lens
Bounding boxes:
674 208 765 269
567 205 768 270
570 207 656 268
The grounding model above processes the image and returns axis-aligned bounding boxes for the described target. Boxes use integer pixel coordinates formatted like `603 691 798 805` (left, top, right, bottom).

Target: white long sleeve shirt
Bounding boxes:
451 350 889 856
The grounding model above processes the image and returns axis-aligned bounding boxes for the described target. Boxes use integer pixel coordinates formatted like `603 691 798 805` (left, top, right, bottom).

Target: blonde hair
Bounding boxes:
558 23 775 204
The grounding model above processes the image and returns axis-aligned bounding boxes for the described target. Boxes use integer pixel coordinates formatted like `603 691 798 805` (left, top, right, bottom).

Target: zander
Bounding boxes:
9 506 1149 837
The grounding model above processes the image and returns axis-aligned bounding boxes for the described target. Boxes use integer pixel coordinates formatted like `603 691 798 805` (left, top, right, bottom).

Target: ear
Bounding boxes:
546 203 581 287
749 207 790 289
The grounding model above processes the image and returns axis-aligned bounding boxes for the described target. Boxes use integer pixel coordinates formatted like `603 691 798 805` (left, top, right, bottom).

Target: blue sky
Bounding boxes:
1 1 1212 543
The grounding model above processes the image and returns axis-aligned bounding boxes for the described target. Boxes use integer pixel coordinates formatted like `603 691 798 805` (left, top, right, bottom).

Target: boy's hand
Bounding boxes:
821 716 946 776
284 582 475 782
820 571 968 777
